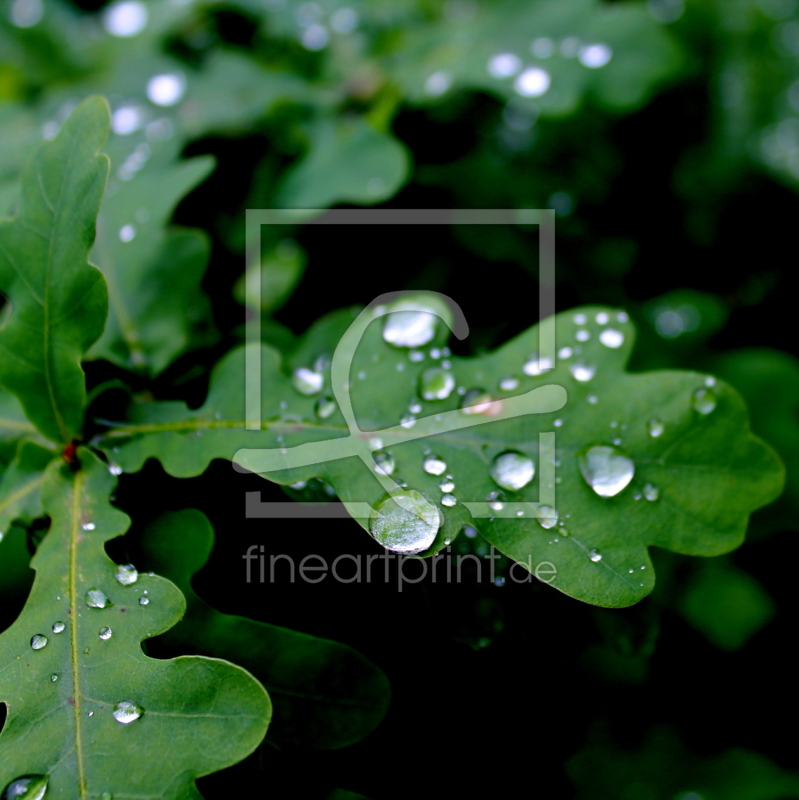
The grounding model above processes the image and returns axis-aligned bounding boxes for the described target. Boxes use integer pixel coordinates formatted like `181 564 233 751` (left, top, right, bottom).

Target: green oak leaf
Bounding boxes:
89 148 215 374
96 299 783 607
0 440 53 538
136 509 391 750
0 386 48 462
0 449 271 797
0 96 109 444
275 116 411 207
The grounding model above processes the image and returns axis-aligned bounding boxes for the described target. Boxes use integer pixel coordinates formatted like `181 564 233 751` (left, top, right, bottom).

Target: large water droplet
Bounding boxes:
578 445 635 497
419 367 455 401
382 302 438 348
369 490 441 554
1 775 48 800
85 589 112 609
490 452 535 491
315 396 336 419
30 634 48 651
599 328 624 348
423 455 447 476
643 483 660 502
115 564 138 586
52 622 65 634
99 627 113 641
292 367 323 396
113 700 144 724
648 418 665 437
536 505 558 529
373 451 396 476
692 387 717 415
570 361 596 382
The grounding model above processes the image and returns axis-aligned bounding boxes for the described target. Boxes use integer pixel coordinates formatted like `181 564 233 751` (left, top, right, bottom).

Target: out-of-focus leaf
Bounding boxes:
0 440 53 536
137 509 391 750
0 450 272 797
234 238 307 315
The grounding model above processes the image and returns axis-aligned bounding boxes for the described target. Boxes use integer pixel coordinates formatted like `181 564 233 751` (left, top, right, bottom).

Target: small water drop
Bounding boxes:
408 399 423 414
558 346 573 359
52 622 65 634
115 564 138 586
315 396 336 419
108 463 123 476
487 52 522 78
554 419 563 427
118 225 135 243
146 72 186 107
570 361 596 382
373 451 396 476
50 674 58 683
382 302 438 348
514 66 551 97
578 445 635 498
400 413 416 429
409 350 425 363
575 329 590 342
648 418 665 437
587 394 598 404
85 589 112 609
579 43 613 68
113 700 144 724
643 483 660 502
30 635 48 651
460 389 496 415
692 387 717 415
441 494 457 507
595 312 609 324
369 490 441 554
1 776 48 800
599 328 624 348
99 627 113 641
487 490 505 511
292 367 323 396
439 478 455 493
423 455 447 476
535 505 558 529
420 367 455 400
573 313 587 325
589 549 603 562
139 597 150 606
103 0 147 36
490 451 535 491
616 311 629 322
499 375 520 391
82 522 96 531
523 356 553 376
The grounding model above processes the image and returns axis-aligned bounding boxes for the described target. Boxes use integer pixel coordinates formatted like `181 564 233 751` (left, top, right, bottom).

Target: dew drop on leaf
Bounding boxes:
589 549 603 562
139 597 150 606
292 367 323 396
115 564 138 586
439 478 455 493
420 367 455 400
373 451 396 476
570 360 596 382
1 775 48 800
423 455 447 476
523 356 553 376
648 418 665 437
99 627 113 641
575 329 590 342
643 482 660 501
85 589 112 609
315 396 336 419
52 622 65 634
460 389 497 415
599 328 624 348
441 494 457 507
50 674 58 683
382 303 437 348
30 635 48 651
400 412 416 429
82 522 95 531
692 387 717 415
113 701 144 724
487 490 505 511
578 445 635 498
490 451 535 491
536 505 559 529
499 375 520 391
595 312 609 324
369 490 441 554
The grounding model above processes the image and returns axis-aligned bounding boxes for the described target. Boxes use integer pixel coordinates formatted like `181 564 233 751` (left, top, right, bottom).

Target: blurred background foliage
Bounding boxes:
1 0 798 797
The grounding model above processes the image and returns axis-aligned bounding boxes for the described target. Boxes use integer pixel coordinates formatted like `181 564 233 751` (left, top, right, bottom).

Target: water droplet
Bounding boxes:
314 395 336 420
400 413 416 429
82 522 96 531
692 387 717 414
558 346 573 359
579 43 613 68
292 367 323 396
499 375 520 391
441 494 457 507
103 0 147 36
705 376 716 387
554 419 563 427
599 328 624 348
523 356 553 376
463 525 477 538
50 674 58 683
579 445 635 498
408 399 423 414
139 597 150 606
423 455 447 476
115 564 138 586
514 67 551 97
111 105 143 136
409 350 425 363
113 700 144 724
369 490 441 554
420 367 455 400
382 302 438 347
85 589 112 609
648 418 665 437
99 627 113 641
373 451 396 476
487 490 505 511
52 622 65 634
575 329 590 342
460 389 495 415
439 478 455 493
570 360 596 382
616 311 629 322
118 225 135 243
587 394 598 404
108 462 123 476
490 452 535 491
595 312 609 324
536 505 558 529
589 549 603 562
643 483 660 501
30 635 48 651
146 72 186 107
487 52 522 78
1 775 48 800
